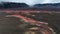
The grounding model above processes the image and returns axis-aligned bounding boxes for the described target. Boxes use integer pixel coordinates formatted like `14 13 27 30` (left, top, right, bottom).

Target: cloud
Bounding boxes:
42 0 60 3
42 0 51 3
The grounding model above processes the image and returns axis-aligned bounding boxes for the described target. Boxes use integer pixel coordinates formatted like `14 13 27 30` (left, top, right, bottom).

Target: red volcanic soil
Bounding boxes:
0 9 59 13
0 9 58 34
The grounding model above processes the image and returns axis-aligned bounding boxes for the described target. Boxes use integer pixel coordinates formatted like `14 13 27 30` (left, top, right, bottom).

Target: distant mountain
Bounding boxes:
33 3 60 8
34 3 60 6
0 2 29 9
0 2 60 11
33 3 60 11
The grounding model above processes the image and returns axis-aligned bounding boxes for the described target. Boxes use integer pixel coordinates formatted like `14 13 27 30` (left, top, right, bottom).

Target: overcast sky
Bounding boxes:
0 0 60 5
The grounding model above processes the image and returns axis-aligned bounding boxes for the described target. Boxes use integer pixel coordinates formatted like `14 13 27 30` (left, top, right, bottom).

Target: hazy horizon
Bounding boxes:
0 0 60 5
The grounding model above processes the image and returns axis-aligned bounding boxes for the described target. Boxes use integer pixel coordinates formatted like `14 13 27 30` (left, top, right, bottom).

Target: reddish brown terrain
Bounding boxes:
0 9 59 34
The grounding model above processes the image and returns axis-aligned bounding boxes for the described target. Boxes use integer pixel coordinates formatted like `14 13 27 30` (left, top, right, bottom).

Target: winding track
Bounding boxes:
6 13 56 34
